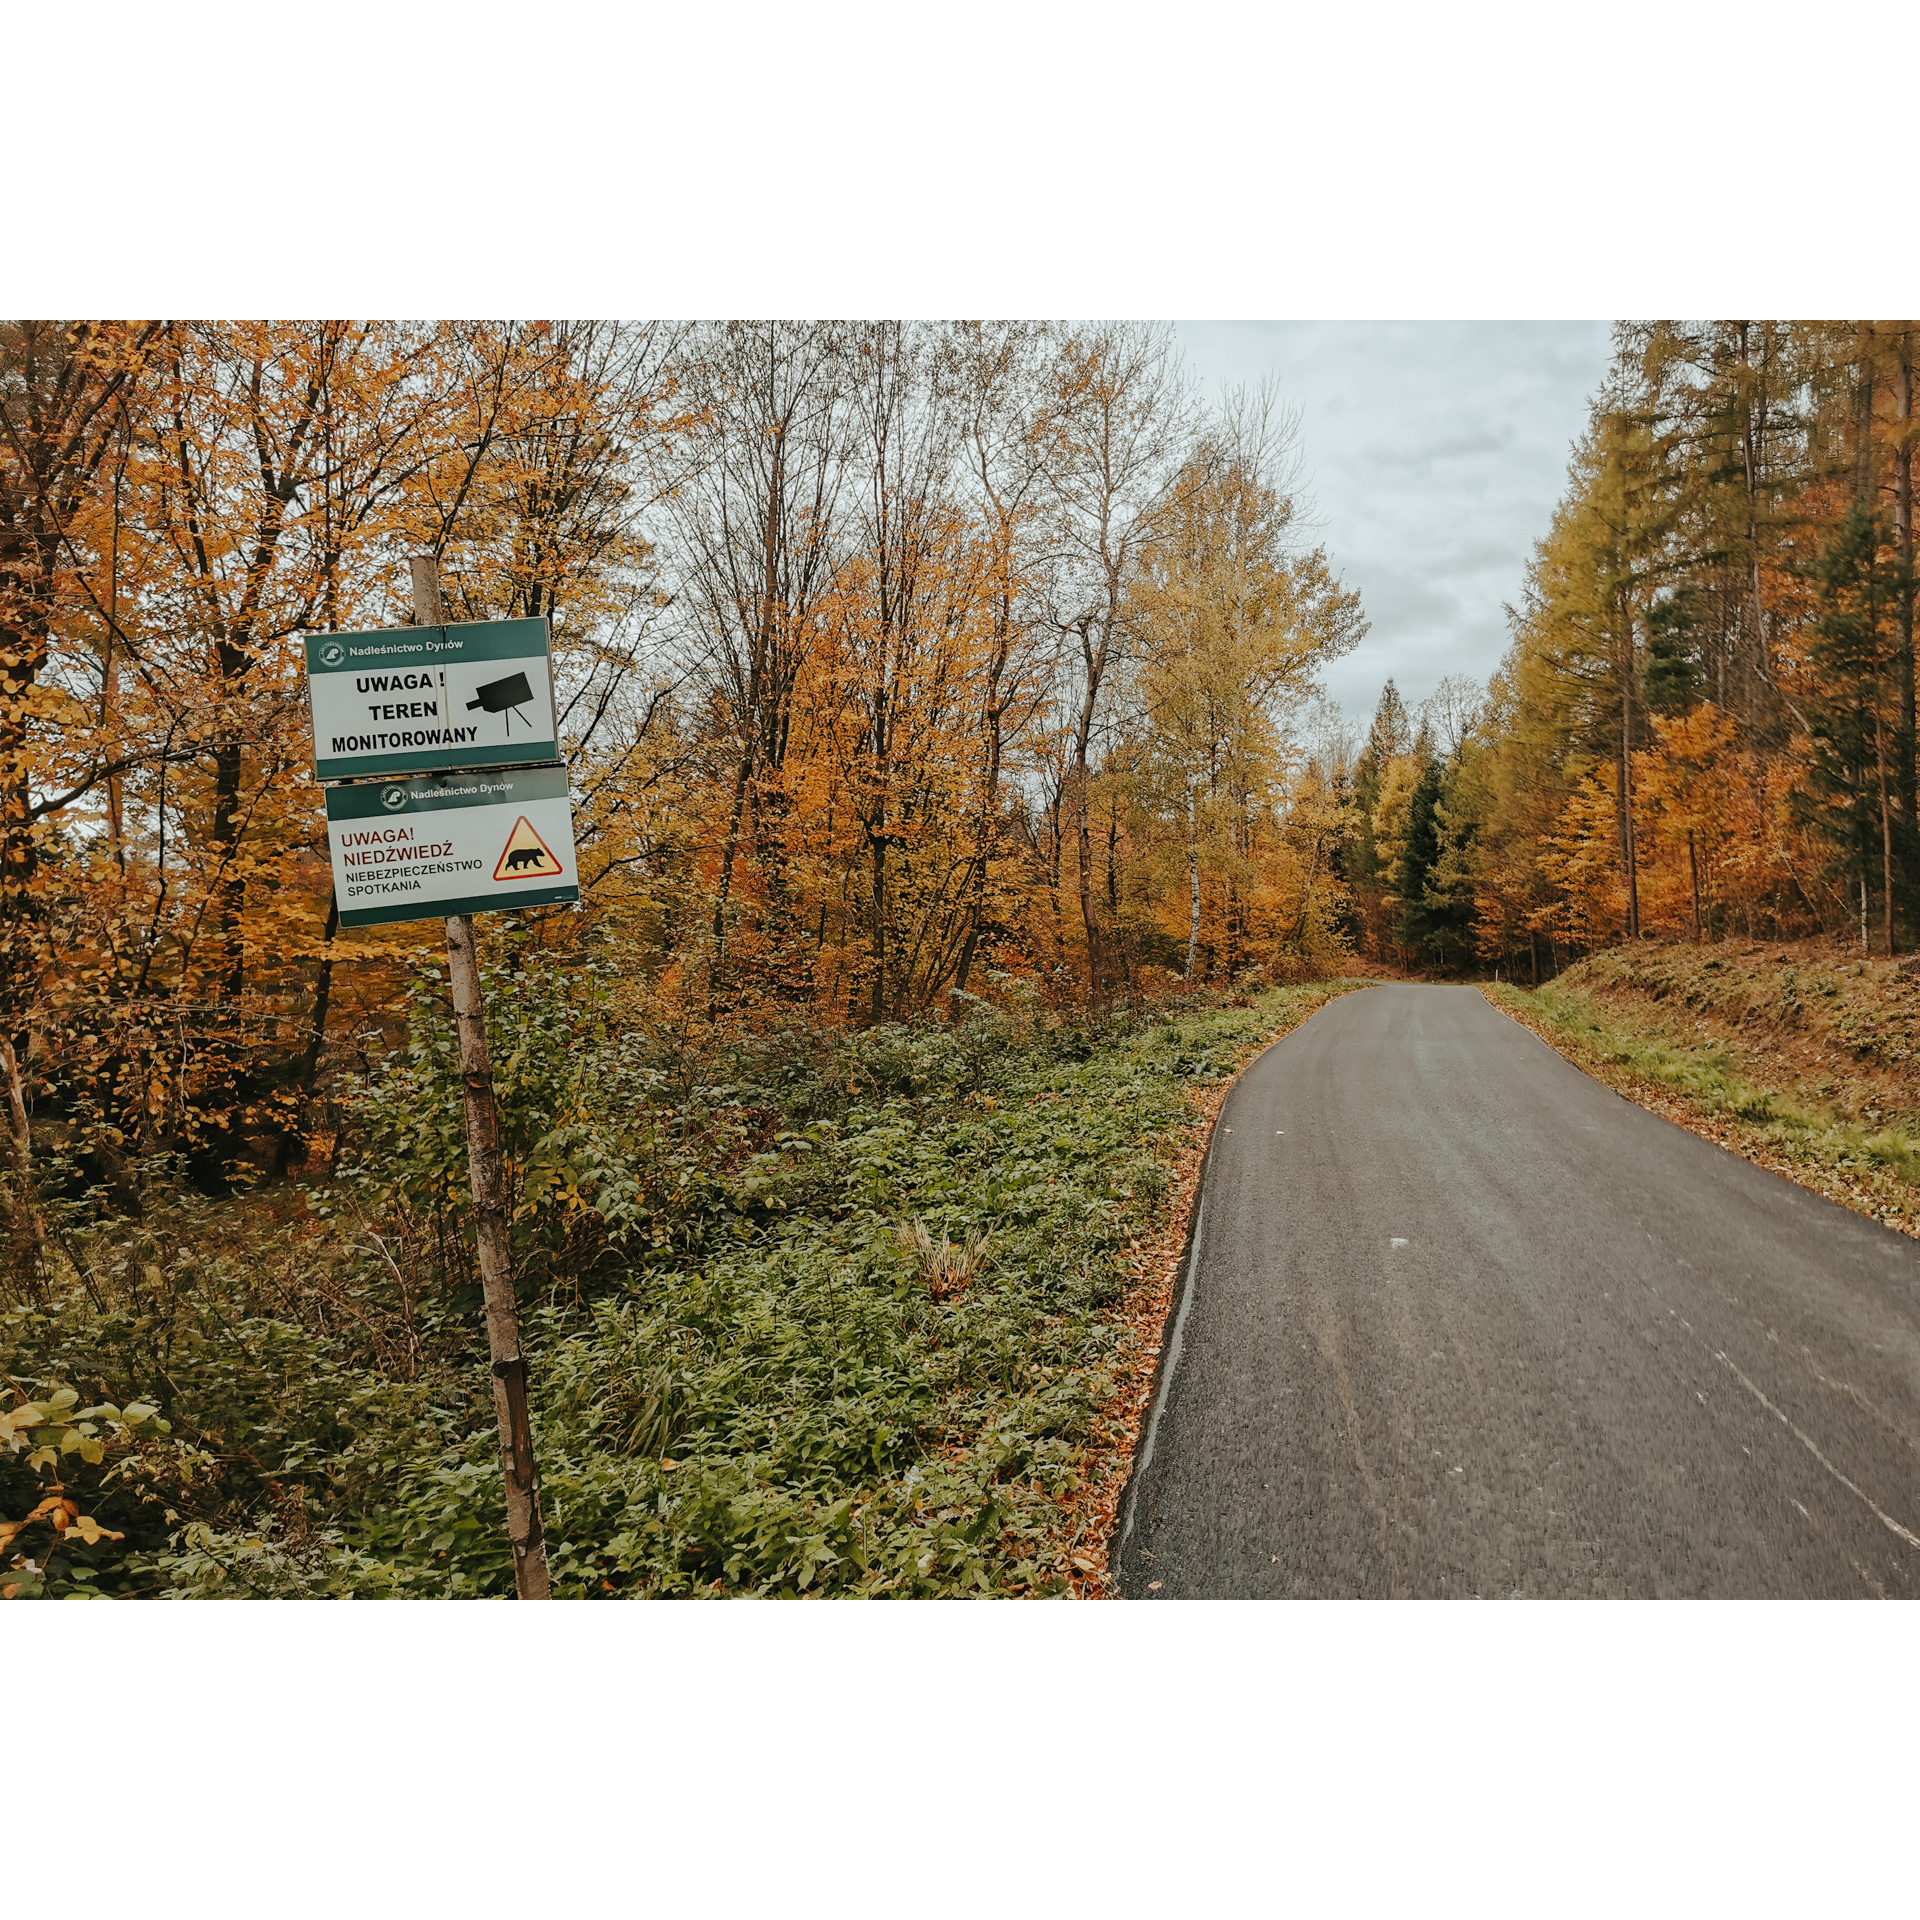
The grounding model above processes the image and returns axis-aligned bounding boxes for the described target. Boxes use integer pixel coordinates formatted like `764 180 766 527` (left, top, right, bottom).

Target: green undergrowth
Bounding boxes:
4 973 1363 1598
1486 974 1920 1197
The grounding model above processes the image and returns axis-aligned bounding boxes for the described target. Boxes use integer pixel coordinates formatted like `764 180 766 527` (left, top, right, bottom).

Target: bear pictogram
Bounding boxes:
492 815 564 882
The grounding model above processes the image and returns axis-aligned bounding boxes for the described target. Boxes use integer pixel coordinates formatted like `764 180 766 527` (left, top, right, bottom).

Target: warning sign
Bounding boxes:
324 765 580 928
493 815 565 881
304 616 560 782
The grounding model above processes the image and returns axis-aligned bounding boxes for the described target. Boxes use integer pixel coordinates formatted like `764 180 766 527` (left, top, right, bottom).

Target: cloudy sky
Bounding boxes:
1175 321 1613 732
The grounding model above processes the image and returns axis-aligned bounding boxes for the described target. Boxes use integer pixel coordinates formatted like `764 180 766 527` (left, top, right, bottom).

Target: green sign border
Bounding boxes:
305 617 552 675
324 765 572 819
337 881 579 930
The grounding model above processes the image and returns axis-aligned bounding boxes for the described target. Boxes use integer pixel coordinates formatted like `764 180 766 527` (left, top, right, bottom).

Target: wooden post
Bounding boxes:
410 556 551 1599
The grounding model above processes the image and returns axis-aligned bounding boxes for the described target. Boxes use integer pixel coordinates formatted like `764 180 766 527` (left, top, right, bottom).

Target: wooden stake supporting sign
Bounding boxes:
406 557 552 1599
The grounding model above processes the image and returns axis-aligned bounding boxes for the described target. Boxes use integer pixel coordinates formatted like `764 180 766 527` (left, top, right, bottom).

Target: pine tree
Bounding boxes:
1346 678 1410 896
1392 733 1445 957
1800 502 1912 949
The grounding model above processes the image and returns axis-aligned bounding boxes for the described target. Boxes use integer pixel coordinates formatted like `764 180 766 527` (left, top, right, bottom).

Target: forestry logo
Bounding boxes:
382 786 409 810
492 816 564 881
319 640 346 666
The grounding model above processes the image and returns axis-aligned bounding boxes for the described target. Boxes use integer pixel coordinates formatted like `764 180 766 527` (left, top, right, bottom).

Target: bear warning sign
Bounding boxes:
494 816 565 880
324 764 579 928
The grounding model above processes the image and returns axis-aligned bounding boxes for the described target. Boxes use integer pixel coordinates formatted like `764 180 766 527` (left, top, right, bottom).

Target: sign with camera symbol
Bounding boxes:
324 765 580 928
304 616 560 781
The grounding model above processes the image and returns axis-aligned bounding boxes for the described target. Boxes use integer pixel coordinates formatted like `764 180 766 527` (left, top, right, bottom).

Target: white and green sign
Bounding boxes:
305 616 560 781
325 765 580 928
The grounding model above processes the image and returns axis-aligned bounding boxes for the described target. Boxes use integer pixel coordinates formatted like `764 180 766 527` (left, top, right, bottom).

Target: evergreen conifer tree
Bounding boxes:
1800 502 1913 946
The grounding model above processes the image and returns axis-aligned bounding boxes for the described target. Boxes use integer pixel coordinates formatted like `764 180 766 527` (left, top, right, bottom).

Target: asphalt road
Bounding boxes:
1115 984 1920 1598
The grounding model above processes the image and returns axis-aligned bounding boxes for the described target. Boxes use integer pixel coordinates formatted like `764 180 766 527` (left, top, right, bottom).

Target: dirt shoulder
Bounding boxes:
1483 939 1920 1240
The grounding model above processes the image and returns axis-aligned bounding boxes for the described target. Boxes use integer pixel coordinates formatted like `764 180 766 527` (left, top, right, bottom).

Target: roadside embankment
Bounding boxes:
1484 940 1920 1238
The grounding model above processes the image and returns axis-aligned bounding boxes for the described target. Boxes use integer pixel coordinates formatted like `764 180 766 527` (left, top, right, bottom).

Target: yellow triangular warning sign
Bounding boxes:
493 815 564 881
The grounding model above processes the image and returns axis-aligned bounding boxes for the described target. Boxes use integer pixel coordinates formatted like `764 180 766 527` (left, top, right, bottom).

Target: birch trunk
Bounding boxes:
412 556 550 1600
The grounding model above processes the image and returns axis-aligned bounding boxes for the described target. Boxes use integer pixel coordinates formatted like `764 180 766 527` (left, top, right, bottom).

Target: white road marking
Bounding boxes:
1714 1348 1920 1551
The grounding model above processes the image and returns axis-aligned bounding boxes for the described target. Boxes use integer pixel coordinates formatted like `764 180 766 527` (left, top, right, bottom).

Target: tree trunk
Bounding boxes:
1105 792 1120 917
275 886 339 1177
1 1035 43 1299
1073 762 1101 1005
869 828 888 1024
446 912 550 1599
709 412 788 1011
1879 709 1895 955
1737 320 1771 733
952 684 1007 1010
1071 618 1107 1007
1856 323 1877 508
709 745 755 999
1619 595 1640 939
1043 783 1068 982
1184 788 1201 981
0 321 156 1025
1897 333 1915 835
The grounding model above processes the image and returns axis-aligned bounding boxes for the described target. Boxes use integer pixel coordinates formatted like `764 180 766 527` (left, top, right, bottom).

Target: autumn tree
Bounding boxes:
1456 319 1920 970
1041 322 1193 1005
673 321 855 1009
939 321 1057 1008
1127 389 1363 982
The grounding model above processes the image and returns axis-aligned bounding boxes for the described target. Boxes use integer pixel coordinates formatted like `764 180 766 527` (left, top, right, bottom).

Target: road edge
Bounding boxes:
1095 983 1371 1596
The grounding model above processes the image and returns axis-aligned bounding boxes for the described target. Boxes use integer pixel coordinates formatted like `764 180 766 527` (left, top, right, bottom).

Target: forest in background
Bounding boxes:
0 319 1365 1233
1345 321 1918 978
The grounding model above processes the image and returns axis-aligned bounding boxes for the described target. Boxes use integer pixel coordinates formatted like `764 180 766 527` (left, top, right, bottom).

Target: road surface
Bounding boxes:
1115 984 1920 1598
